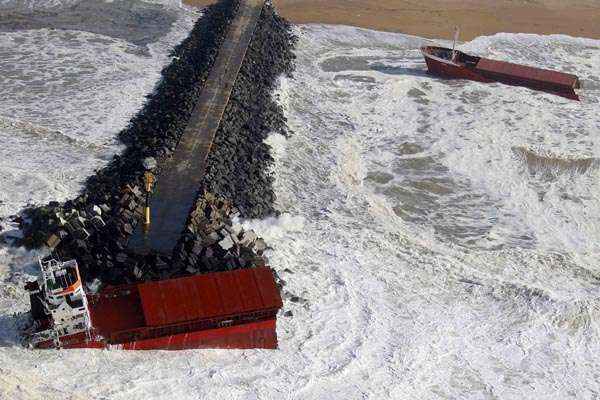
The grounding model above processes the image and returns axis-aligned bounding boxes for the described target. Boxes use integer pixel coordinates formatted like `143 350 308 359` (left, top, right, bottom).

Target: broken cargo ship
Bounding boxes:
421 45 581 100
23 258 282 350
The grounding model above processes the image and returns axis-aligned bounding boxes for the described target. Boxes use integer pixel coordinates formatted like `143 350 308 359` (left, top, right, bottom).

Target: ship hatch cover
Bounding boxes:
475 58 579 88
138 267 282 326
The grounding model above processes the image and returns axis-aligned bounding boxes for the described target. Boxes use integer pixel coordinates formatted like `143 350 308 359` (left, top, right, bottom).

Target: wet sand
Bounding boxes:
183 0 600 40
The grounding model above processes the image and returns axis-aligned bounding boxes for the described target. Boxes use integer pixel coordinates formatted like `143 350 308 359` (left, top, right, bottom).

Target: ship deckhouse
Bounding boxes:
23 259 92 348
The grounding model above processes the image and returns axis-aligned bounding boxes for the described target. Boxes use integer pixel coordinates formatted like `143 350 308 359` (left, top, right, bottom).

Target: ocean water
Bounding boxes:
1 2 600 399
0 0 197 219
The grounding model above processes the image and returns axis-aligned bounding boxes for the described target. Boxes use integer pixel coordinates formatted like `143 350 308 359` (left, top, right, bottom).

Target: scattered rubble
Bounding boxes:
170 189 269 277
283 290 309 306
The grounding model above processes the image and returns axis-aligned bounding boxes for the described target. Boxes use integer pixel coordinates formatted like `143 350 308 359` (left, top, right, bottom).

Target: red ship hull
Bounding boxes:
35 319 278 350
423 54 491 83
421 46 580 100
27 267 283 351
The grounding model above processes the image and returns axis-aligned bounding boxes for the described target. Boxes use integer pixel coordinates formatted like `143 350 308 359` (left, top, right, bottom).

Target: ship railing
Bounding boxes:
107 308 279 344
23 328 55 347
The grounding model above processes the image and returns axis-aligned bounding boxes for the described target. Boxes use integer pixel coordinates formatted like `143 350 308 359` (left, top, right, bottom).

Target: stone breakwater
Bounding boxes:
6 0 297 289
201 3 296 219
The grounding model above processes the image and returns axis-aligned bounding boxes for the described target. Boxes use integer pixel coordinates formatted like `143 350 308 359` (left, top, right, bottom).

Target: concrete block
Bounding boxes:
240 230 257 246
45 234 61 249
219 235 235 251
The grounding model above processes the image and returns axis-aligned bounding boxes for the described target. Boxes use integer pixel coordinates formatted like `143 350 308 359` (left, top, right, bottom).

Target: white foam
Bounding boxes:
0 2 196 218
2 20 600 400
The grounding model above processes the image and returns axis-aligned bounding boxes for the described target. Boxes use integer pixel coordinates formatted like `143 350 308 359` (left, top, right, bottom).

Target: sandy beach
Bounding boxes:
183 0 600 40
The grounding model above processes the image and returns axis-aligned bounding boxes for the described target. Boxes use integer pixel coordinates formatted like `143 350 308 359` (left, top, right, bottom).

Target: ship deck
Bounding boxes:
86 267 282 344
88 284 145 336
475 58 579 89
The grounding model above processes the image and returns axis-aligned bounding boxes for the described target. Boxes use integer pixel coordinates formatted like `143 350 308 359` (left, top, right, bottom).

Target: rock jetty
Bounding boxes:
10 0 296 289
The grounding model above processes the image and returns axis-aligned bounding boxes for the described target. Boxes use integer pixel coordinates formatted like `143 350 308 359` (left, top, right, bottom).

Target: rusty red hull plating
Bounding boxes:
30 267 283 350
423 55 491 83
421 46 580 100
35 319 278 350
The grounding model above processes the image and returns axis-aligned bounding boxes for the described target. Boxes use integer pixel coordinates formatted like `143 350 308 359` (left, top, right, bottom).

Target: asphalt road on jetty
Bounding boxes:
128 0 265 255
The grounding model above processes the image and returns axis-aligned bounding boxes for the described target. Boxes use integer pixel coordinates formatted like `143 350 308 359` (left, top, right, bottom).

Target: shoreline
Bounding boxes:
183 0 600 40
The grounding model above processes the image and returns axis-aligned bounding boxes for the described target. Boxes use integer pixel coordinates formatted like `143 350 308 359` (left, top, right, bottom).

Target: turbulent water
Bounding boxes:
0 0 197 219
2 2 600 399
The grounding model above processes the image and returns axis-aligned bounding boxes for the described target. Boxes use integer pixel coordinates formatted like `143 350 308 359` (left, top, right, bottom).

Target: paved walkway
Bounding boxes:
128 0 265 254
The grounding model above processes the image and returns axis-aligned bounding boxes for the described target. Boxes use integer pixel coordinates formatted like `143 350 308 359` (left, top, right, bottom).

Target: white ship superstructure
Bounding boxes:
23 259 92 348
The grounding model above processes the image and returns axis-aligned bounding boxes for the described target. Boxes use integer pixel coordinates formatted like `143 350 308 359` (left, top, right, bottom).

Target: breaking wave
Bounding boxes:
1 15 600 400
512 146 599 177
